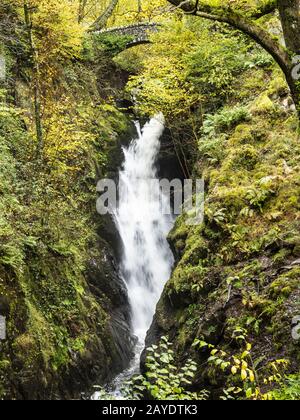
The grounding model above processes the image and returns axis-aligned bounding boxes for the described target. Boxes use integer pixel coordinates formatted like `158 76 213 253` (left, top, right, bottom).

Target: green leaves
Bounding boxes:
202 106 250 137
124 336 209 400
93 33 134 57
194 327 290 400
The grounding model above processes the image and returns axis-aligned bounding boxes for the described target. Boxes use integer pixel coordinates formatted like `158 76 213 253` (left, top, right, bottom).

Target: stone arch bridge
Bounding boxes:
96 22 159 49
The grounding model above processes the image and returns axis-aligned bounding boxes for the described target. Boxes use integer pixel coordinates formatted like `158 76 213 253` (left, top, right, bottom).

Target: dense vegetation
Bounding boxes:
0 0 136 399
0 0 300 400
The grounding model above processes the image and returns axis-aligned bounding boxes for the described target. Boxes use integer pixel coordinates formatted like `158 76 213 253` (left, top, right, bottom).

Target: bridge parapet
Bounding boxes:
95 22 159 48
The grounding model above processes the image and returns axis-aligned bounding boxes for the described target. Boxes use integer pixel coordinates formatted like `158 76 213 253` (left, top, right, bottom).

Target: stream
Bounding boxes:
95 115 175 398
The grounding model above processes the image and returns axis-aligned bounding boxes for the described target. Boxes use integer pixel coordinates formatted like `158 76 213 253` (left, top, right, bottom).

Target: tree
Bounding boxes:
78 0 88 23
22 0 84 158
24 0 43 157
90 0 119 31
167 0 300 118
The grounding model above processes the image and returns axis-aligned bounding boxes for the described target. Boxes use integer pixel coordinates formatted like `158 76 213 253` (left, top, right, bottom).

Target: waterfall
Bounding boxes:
114 114 174 342
93 115 175 399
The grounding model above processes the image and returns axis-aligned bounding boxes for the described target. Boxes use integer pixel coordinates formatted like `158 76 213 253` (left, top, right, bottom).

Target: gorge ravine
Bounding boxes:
99 115 175 395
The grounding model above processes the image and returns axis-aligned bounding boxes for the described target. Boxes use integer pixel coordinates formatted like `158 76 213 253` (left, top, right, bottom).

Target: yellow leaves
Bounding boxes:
241 369 248 381
241 350 250 359
43 97 94 182
261 392 273 401
41 95 124 186
203 331 278 400
245 388 253 399
125 17 203 120
203 329 289 400
249 370 255 383
262 359 290 387
107 0 167 27
231 366 238 375
27 0 84 86
241 360 248 369
232 357 254 383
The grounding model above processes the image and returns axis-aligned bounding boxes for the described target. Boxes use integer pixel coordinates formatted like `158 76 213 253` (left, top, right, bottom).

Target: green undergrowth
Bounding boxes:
272 374 300 400
0 61 129 398
156 63 300 397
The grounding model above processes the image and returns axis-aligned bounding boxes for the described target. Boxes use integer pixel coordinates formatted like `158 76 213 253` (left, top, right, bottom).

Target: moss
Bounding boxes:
250 93 278 115
224 145 259 171
268 268 300 298
0 57 133 397
235 68 267 101
151 61 300 394
229 124 267 146
229 124 254 146
268 74 289 98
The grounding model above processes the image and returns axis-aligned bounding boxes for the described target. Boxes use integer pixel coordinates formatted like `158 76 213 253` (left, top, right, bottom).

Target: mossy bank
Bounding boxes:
145 62 300 396
0 29 136 398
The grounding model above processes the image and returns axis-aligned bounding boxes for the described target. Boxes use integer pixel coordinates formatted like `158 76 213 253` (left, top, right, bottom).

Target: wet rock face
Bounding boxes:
5 237 135 401
54 237 135 400
157 128 186 182
85 237 135 377
98 215 124 263
0 296 10 317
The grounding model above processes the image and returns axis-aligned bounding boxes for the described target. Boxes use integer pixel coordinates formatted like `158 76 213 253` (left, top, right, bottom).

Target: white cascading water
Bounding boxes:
104 115 174 396
115 114 174 340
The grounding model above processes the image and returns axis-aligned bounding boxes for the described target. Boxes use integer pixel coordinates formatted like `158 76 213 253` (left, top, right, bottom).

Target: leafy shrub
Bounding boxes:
93 33 134 57
244 51 274 70
198 135 227 165
245 176 276 211
124 337 209 400
272 375 300 400
186 29 248 98
202 106 250 137
194 328 289 400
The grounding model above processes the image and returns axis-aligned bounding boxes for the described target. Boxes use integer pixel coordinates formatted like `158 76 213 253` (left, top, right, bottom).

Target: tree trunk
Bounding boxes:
278 0 300 54
290 77 300 116
278 0 300 120
24 1 43 158
78 0 88 23
91 0 119 31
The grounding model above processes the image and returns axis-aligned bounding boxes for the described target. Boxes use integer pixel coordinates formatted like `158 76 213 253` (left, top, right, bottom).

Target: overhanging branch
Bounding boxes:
167 1 291 80
195 10 291 73
168 0 277 18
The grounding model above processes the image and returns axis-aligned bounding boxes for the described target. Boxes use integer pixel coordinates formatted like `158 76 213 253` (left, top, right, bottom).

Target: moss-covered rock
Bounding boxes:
145 63 300 396
0 55 135 398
